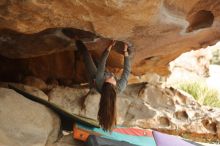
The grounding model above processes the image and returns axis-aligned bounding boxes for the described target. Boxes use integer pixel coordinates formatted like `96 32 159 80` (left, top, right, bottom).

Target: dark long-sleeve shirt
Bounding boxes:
95 49 131 93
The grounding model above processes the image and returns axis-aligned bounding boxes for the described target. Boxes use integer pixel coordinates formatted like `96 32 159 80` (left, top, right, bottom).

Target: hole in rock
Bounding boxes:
186 10 214 32
202 119 217 133
159 117 170 127
175 111 188 121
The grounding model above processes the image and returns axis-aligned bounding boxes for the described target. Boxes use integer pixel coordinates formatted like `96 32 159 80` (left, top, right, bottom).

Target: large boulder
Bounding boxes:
0 0 220 83
0 88 60 146
0 82 49 100
167 48 212 85
48 83 220 142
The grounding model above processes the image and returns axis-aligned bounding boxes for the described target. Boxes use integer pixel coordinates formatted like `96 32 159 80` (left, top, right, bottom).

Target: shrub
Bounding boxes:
176 81 220 108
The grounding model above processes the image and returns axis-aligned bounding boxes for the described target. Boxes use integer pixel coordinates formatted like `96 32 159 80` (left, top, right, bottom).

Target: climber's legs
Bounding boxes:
75 40 98 110
75 40 97 83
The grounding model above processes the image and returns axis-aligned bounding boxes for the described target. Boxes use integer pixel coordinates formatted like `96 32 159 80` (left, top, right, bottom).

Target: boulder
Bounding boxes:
0 82 49 101
0 88 60 146
167 48 212 85
48 83 220 142
23 76 48 90
0 0 220 82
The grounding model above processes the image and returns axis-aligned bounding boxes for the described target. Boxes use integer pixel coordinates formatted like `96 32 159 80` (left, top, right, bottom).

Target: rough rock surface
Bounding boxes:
167 48 212 85
48 84 220 142
23 76 48 90
0 88 60 146
48 86 98 119
0 0 220 83
0 82 49 100
1 0 220 145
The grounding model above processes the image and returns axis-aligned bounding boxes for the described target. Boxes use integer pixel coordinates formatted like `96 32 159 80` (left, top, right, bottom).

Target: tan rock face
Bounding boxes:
0 88 60 146
0 82 49 100
48 83 220 142
0 1 220 143
0 0 220 82
23 76 48 90
167 48 212 85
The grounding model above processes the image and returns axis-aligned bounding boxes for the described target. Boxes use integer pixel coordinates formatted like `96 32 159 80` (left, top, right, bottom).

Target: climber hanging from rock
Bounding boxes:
62 28 132 131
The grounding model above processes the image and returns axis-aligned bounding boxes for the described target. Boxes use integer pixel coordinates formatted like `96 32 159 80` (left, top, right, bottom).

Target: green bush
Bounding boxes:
177 81 220 108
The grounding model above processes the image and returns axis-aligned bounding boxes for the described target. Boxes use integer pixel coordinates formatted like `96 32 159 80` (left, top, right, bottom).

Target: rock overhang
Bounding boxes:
0 0 220 82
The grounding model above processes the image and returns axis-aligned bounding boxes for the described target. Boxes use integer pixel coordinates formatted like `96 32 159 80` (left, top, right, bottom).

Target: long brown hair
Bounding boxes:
98 82 117 131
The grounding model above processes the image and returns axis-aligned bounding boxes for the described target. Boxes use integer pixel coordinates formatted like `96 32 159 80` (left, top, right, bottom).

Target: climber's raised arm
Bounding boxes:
117 43 131 92
96 40 116 83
